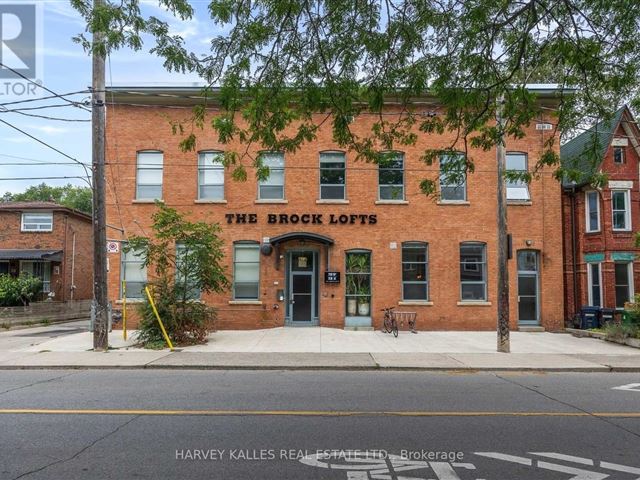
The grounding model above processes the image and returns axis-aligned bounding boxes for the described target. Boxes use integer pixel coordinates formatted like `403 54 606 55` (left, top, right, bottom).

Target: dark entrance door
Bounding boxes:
289 251 315 324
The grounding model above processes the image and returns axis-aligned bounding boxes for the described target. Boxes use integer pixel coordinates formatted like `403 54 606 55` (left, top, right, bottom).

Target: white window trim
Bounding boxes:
21 211 53 232
233 242 261 300
439 153 467 202
136 150 164 200
585 191 601 233
613 146 625 164
197 150 225 201
378 152 405 201
319 151 347 201
611 189 632 232
258 152 285 200
586 262 603 307
505 152 530 202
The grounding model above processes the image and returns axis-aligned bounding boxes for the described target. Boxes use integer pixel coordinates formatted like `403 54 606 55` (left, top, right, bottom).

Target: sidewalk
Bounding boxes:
1 325 640 371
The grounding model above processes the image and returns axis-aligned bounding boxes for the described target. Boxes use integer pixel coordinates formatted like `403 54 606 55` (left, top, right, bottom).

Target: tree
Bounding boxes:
126 202 229 347
2 183 93 214
72 0 640 351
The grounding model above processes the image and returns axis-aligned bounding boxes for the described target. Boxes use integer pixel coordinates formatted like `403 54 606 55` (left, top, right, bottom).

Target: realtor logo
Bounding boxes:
0 3 37 79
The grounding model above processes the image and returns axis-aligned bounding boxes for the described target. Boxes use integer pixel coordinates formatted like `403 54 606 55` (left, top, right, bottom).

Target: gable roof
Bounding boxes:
0 202 92 222
560 106 628 187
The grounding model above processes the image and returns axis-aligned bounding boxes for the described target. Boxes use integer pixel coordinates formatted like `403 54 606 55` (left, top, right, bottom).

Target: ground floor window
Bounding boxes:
233 242 260 300
175 243 201 300
587 262 602 307
459 242 487 301
121 247 147 299
614 262 634 308
345 250 371 317
0 261 8 275
402 242 428 300
20 261 51 293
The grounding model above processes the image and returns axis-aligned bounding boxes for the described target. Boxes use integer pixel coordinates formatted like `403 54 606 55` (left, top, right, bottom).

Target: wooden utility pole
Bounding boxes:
92 0 108 351
496 95 510 353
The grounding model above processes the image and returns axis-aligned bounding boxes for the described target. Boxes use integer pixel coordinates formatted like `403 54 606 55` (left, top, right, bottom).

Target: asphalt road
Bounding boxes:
1 370 639 480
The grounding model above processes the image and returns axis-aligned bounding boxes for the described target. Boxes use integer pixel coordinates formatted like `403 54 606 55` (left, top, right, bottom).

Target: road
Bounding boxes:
0 370 639 479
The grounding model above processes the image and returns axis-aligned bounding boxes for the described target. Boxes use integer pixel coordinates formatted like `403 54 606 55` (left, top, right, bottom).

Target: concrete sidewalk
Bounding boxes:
1 325 640 371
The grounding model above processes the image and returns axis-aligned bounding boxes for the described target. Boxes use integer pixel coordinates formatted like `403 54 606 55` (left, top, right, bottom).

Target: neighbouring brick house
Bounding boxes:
562 106 640 321
0 202 93 301
105 85 565 331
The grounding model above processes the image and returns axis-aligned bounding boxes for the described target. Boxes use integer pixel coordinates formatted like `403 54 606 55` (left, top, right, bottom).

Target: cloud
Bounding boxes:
29 125 70 135
2 136 30 144
45 1 85 26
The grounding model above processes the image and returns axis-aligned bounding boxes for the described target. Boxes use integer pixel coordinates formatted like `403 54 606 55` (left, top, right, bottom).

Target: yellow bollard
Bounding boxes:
122 281 127 341
144 286 174 351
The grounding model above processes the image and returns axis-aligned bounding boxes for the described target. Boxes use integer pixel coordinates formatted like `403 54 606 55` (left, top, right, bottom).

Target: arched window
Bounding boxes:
136 150 163 200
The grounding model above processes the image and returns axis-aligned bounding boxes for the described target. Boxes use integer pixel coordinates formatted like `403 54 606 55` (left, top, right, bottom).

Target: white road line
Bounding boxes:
530 452 594 466
600 460 640 475
612 383 640 392
474 452 532 466
536 461 609 480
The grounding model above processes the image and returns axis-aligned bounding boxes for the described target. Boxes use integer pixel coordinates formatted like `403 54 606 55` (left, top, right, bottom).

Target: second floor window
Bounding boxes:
460 242 487 301
319 152 346 200
585 191 600 232
136 151 163 200
198 151 224 200
258 152 285 200
233 242 260 300
402 242 428 301
613 146 625 164
378 152 404 200
612 190 631 231
506 152 530 201
21 212 53 232
439 152 467 201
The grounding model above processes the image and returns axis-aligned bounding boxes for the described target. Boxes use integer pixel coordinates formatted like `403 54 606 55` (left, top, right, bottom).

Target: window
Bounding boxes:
460 243 487 301
402 242 428 301
345 251 372 317
136 151 163 200
233 243 260 299
613 147 625 164
175 243 200 300
378 152 404 200
612 190 631 231
585 191 600 232
439 153 467 201
587 262 602 307
20 261 51 293
21 212 53 232
258 152 285 199
198 151 224 200
0 261 8 275
506 152 530 201
319 151 346 200
121 247 147 299
615 262 634 308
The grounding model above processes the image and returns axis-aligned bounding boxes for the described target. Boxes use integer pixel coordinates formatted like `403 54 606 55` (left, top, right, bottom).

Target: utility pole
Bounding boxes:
92 0 108 351
496 95 510 353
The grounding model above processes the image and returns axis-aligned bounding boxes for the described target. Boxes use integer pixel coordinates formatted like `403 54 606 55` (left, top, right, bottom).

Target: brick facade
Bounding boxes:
562 111 640 320
0 203 93 301
106 88 565 331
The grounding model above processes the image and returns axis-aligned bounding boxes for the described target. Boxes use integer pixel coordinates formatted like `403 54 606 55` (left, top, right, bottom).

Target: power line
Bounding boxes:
0 108 91 123
0 90 91 108
0 61 92 113
0 176 90 181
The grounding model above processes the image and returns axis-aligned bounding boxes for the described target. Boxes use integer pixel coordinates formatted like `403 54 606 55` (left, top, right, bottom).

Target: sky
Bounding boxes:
0 0 220 195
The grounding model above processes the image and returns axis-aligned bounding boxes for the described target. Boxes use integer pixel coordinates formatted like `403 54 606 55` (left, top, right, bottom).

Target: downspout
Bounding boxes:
62 214 68 302
570 186 579 317
70 230 77 301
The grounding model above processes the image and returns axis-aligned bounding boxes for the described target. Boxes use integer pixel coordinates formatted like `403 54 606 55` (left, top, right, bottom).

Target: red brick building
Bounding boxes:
562 106 640 320
0 202 93 301
105 86 565 331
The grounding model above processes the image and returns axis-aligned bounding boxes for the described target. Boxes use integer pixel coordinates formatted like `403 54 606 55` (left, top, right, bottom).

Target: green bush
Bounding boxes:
603 322 640 341
0 274 42 306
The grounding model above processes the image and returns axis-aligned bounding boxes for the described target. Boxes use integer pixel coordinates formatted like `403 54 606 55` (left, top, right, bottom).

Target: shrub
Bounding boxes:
603 322 640 341
0 274 42 306
128 203 229 348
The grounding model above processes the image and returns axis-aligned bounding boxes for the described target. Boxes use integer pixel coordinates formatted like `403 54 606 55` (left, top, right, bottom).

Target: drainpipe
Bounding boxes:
62 214 68 302
570 186 579 317
70 230 77 301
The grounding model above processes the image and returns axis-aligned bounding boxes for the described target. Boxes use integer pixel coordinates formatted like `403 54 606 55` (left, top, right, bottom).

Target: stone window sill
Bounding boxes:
398 301 433 306
437 200 470 206
457 301 492 306
375 200 409 205
132 199 163 204
116 299 144 304
194 199 227 204
507 201 532 206
228 300 263 305
316 199 350 204
255 199 288 204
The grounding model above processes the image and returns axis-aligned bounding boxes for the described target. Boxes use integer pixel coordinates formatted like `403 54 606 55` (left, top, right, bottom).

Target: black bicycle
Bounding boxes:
382 307 398 337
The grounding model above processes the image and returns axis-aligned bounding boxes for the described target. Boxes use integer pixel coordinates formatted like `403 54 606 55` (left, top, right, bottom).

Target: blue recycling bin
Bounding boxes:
579 306 601 330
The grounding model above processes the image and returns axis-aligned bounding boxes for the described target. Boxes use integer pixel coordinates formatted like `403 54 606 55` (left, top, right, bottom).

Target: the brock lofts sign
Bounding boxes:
225 213 378 225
